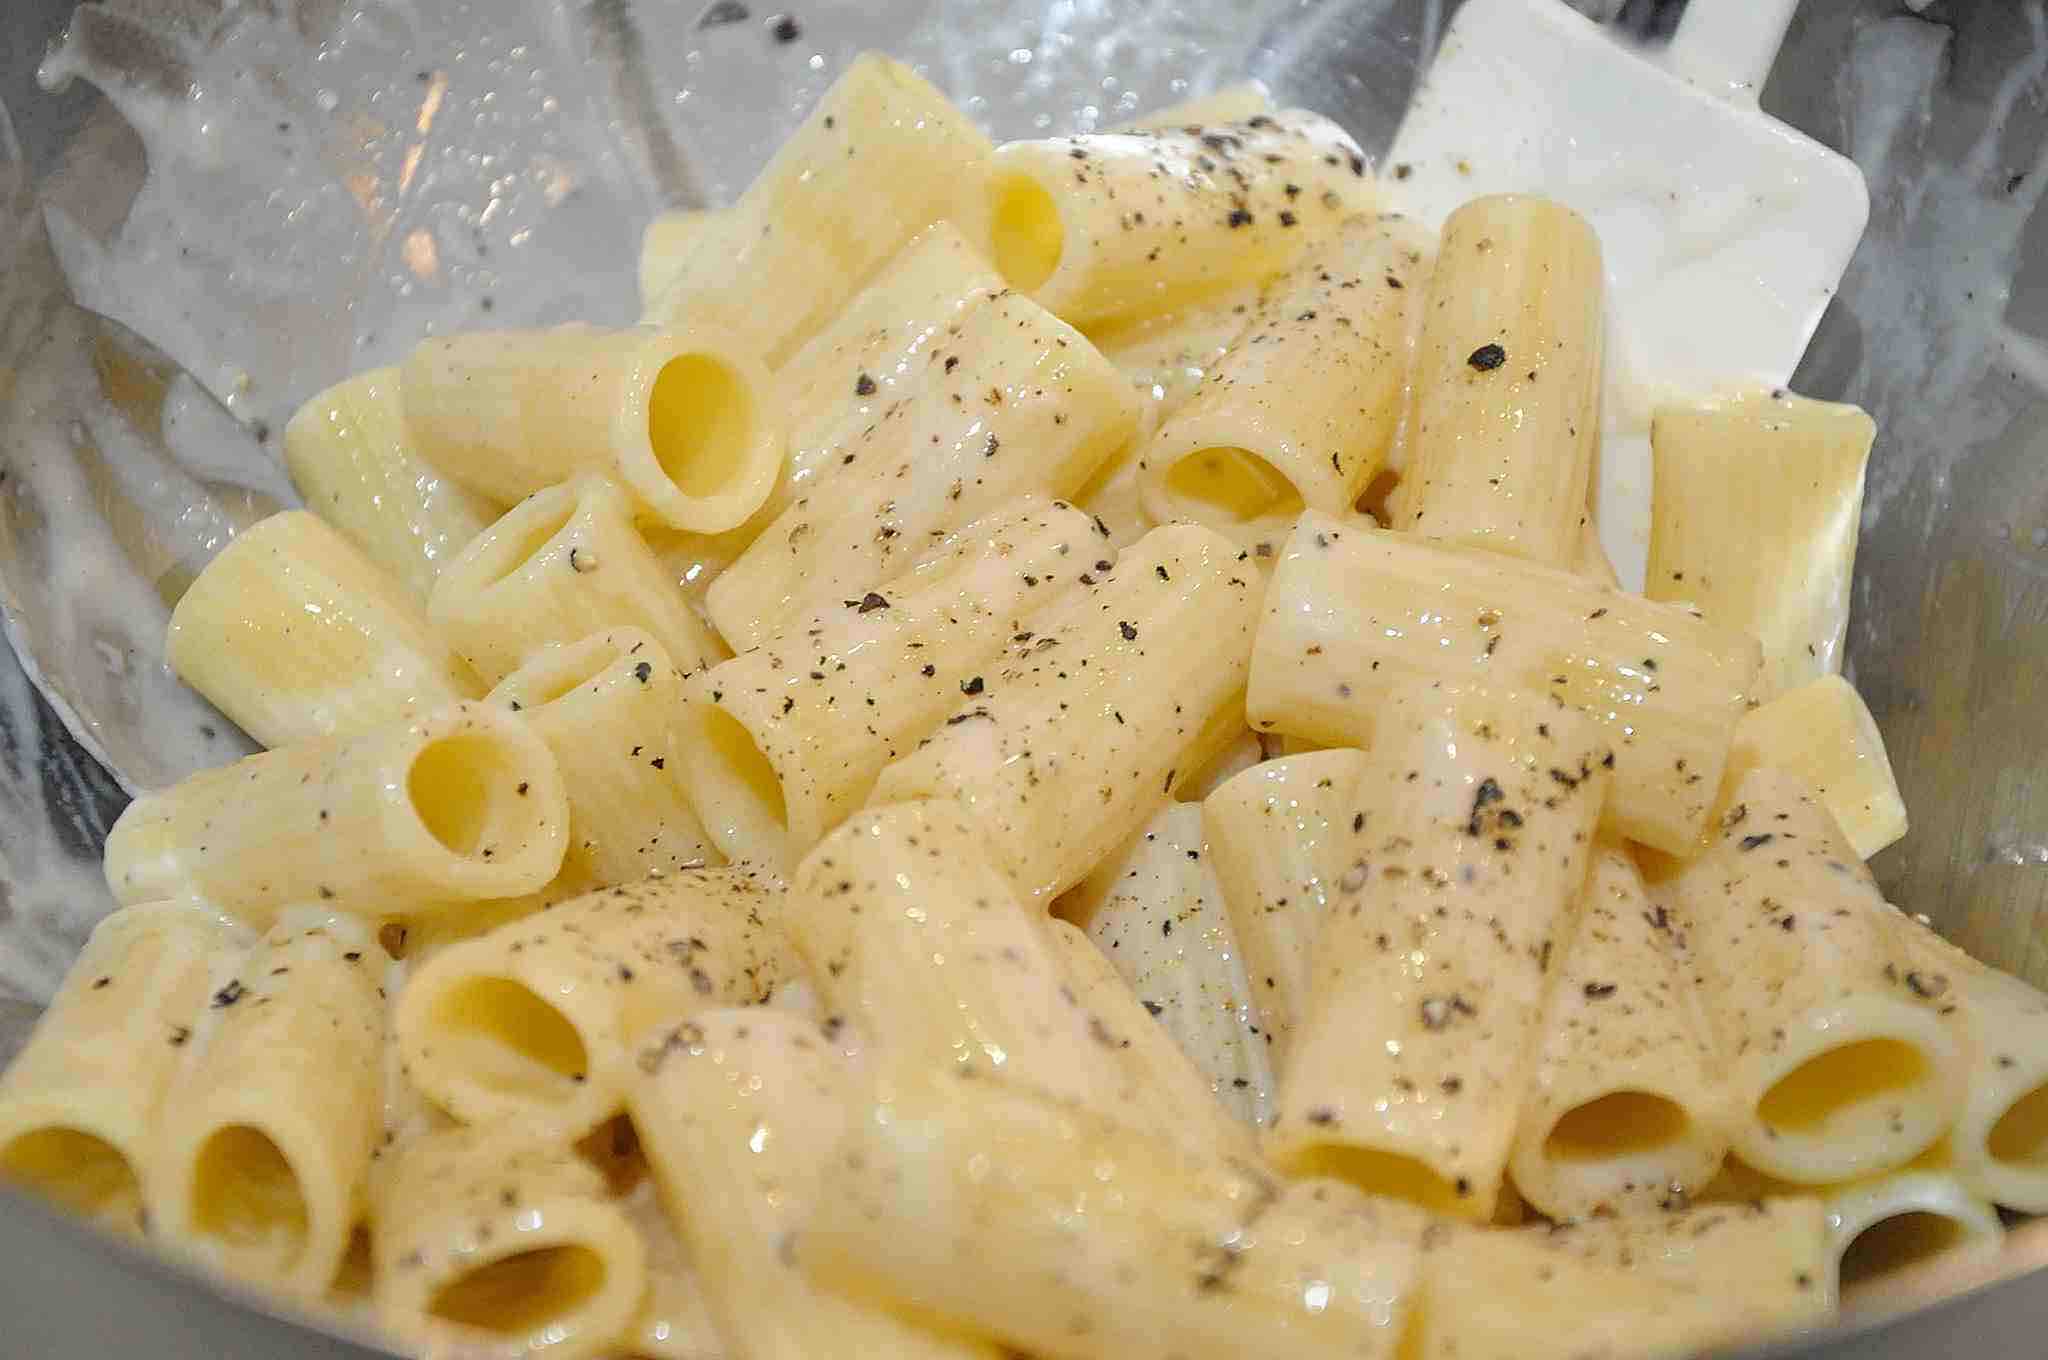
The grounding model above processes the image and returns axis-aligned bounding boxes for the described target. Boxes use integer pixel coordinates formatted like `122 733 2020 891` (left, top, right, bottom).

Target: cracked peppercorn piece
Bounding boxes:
1466 342 1507 370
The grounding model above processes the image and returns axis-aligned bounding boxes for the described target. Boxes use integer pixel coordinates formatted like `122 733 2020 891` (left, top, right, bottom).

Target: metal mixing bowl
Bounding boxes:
0 0 2044 1354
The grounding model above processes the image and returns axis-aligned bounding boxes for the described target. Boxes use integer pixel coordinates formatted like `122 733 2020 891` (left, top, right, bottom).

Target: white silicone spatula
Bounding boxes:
1385 0 1869 590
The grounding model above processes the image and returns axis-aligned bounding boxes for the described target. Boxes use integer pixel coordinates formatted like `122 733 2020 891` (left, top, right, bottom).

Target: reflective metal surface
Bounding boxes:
0 0 2044 1355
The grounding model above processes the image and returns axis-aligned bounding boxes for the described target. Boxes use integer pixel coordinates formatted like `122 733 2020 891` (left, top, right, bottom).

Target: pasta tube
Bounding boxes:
401 326 781 533
871 523 1260 902
485 628 717 884
704 292 1140 649
166 510 482 749
627 1008 996 1360
1138 215 1434 539
799 1069 1422 1360
283 367 497 607
152 912 384 1297
1664 769 1962 1184
1203 748 1372 1061
1722 674 1907 859
428 476 726 683
1895 917 2048 1212
1410 1200 1834 1359
1246 511 1762 855
1043 919 1262 1162
1060 800 1276 1127
1648 389 1874 698
103 701 569 923
987 111 1379 327
371 1127 646 1360
621 1181 725 1360
1573 515 1621 588
1509 842 1732 1221
0 902 249 1235
785 802 1131 1109
676 498 1096 868
1267 689 1610 1220
395 867 789 1138
645 54 995 367
636 209 717 311
1825 1170 2003 1305
1392 194 1604 565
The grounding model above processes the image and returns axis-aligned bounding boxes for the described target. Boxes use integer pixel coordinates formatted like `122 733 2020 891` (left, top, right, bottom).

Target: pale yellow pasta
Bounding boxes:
1391 194 1603 565
1721 674 1908 859
428 476 726 683
1071 437 1156 549
394 867 789 1138
1895 916 2048 1212
371 1126 646 1360
627 1008 998 1360
103 701 568 924
1202 748 1371 1061
1267 690 1609 1220
1649 389 1874 698
1509 842 1732 1221
675 499 1095 868
872 523 1259 903
167 510 482 749
704 291 1140 650
785 801 1132 1109
1139 214 1434 540
401 326 781 534
1171 725 1271 803
645 55 995 367
1573 515 1621 587
1665 769 1962 1184
620 1181 726 1360
636 209 718 312
0 902 249 1236
803 1068 1420 1360
1060 801 1275 1127
282 367 498 607
485 628 717 884
1246 511 1762 855
987 112 1379 328
1087 276 1266 443
1825 1169 2003 1308
152 912 383 1298
1409 1200 1835 1359
1041 919 1263 1162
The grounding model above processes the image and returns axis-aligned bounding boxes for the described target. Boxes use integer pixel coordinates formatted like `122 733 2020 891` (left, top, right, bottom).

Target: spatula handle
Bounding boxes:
1659 0 1798 103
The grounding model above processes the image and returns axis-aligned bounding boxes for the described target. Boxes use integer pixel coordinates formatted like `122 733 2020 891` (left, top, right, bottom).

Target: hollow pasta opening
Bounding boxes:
1543 1091 1693 1164
426 976 591 1104
989 174 1062 293
1164 446 1305 525
1286 1144 1470 1217
0 1127 142 1229
692 706 789 850
1838 1211 1972 1290
189 1124 310 1274
429 1244 608 1336
647 353 760 500
480 498 576 590
1987 1079 2048 1168
407 731 545 859
1756 1039 1930 1136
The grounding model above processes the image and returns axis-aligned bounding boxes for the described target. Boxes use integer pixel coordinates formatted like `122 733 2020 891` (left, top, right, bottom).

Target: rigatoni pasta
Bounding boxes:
167 510 482 749
1391 194 1603 565
1721 673 1908 860
400 326 782 533
872 522 1259 903
428 476 726 683
1823 1170 2003 1303
986 112 1379 327
282 367 498 607
103 701 568 923
1138 214 1434 539
485 628 717 884
1246 511 1761 855
676 498 1095 868
1266 689 1610 1220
